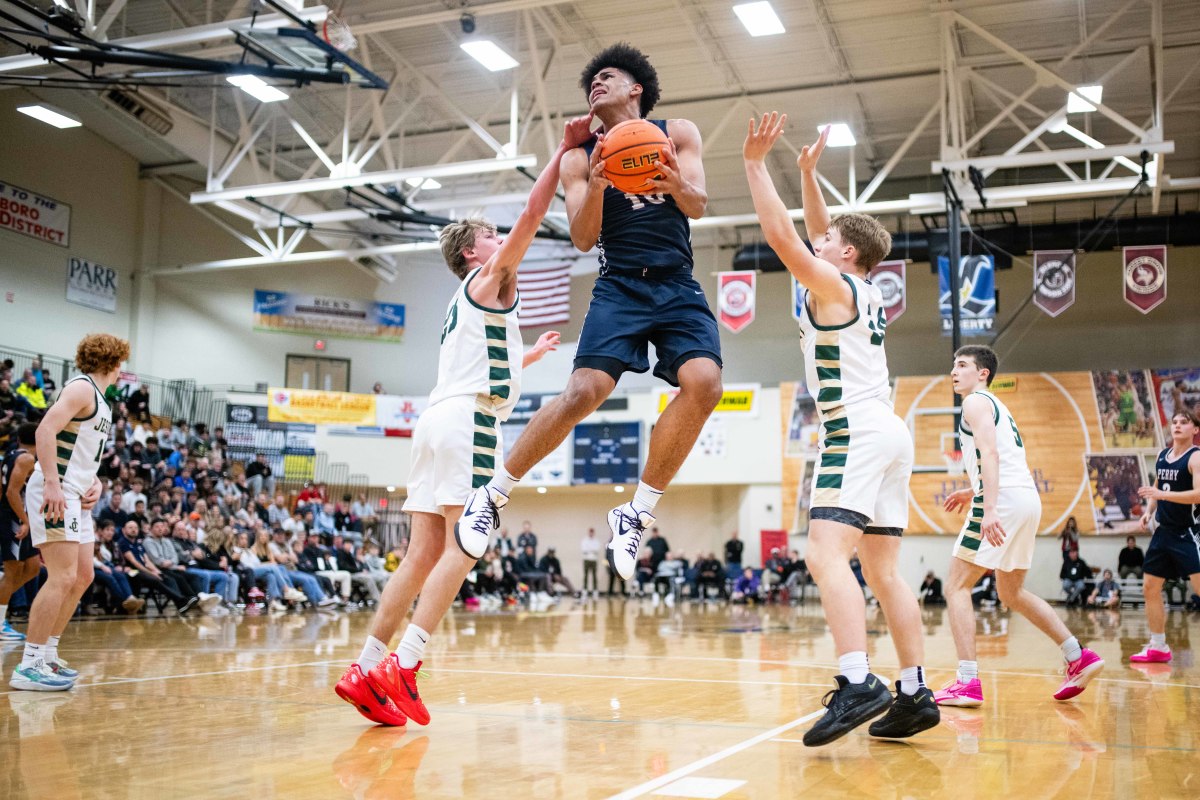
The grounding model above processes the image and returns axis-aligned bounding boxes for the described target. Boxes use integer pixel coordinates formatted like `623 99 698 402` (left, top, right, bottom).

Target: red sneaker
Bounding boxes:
1054 648 1104 701
369 654 431 726
335 663 408 727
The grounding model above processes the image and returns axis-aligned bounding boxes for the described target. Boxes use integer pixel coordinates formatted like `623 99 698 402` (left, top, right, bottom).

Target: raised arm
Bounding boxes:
961 395 1005 547
797 125 832 243
742 112 850 303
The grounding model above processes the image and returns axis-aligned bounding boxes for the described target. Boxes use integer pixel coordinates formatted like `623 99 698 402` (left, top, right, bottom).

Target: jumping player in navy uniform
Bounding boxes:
0 423 41 642
460 43 723 580
1132 410 1200 663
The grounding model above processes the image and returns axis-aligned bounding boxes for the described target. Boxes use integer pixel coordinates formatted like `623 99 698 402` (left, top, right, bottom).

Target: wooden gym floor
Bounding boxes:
1 600 1196 799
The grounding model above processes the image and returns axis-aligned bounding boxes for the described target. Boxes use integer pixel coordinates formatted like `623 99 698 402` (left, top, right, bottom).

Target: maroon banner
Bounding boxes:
1032 250 1076 317
718 270 756 333
869 259 906 323
1123 245 1167 314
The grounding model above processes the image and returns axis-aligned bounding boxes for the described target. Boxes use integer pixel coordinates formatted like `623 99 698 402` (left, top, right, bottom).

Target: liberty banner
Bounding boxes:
869 260 906 322
253 290 405 341
937 254 996 336
717 270 756 333
1122 245 1167 314
1032 250 1076 317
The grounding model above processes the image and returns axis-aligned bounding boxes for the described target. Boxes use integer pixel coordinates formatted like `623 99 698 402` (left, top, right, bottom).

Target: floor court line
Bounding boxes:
434 667 832 689
0 659 343 696
605 709 824 800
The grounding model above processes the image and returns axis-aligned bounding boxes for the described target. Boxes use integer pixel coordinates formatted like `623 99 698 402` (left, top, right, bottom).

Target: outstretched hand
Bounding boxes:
525 331 561 366
797 125 830 173
743 112 787 162
562 112 596 150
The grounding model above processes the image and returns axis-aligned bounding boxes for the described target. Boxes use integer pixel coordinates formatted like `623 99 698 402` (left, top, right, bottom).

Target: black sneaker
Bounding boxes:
178 596 199 616
868 682 941 739
802 674 893 747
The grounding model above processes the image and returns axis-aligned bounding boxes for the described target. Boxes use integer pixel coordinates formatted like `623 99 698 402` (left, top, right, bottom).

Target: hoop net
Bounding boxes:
323 11 358 52
942 450 965 477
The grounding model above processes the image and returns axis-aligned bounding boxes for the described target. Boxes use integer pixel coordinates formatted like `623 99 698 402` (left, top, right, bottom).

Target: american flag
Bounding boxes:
516 263 571 328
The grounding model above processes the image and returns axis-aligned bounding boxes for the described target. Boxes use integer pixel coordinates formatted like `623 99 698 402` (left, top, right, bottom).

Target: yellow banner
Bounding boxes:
267 387 376 425
990 376 1018 393
657 384 758 415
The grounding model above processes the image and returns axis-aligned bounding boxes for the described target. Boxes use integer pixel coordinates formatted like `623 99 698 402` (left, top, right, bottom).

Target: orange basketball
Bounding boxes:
598 119 670 194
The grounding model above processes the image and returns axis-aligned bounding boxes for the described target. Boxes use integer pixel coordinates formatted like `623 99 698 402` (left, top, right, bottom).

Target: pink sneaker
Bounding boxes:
1054 648 1104 700
1129 646 1171 663
934 678 984 707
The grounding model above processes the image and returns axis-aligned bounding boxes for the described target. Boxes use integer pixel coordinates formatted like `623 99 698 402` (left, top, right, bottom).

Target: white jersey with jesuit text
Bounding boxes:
429 267 523 421
35 375 111 496
958 389 1036 493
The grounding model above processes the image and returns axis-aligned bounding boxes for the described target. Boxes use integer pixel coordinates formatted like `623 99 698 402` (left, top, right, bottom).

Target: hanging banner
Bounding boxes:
937 254 995 336
267 387 376 425
1032 250 1076 318
1122 245 1166 314
374 395 428 436
869 260 906 323
66 257 118 313
657 383 759 416
791 275 804 322
253 290 406 342
717 270 756 333
0 180 70 246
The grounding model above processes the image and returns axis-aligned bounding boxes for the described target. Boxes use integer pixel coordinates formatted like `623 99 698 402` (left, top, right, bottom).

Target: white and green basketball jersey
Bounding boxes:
35 375 111 495
797 273 893 426
430 268 523 421
958 390 1036 493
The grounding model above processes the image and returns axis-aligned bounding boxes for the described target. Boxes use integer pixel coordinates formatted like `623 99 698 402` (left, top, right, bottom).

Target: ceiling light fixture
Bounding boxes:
404 177 442 190
733 2 785 37
1066 85 1102 114
17 104 81 128
460 40 519 72
226 74 288 103
819 123 856 147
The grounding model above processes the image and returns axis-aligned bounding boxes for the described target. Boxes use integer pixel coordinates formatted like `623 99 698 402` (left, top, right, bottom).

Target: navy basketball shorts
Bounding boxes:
574 271 723 386
1143 524 1200 579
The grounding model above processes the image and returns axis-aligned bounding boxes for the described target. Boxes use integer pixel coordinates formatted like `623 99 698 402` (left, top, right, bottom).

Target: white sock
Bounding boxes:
1149 632 1167 650
900 666 925 696
356 635 388 673
397 623 430 670
21 642 45 669
1059 635 1082 663
957 660 979 683
46 635 61 662
488 468 518 497
631 481 663 516
838 651 869 684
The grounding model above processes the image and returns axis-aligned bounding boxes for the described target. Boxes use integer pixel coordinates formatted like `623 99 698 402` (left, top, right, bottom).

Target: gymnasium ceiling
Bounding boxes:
4 0 1200 263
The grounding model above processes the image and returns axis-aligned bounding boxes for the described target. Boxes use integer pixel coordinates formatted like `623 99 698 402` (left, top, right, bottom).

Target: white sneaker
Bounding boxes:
198 593 222 614
10 659 74 692
270 600 288 613
455 485 508 558
606 503 655 580
317 596 339 609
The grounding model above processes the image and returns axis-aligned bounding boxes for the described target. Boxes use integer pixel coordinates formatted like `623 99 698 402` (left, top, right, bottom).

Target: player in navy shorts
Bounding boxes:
460 43 723 580
1131 410 1200 663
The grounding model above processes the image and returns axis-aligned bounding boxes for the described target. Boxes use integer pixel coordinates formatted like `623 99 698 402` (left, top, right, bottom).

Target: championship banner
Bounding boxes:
66 257 117 313
937 254 995 336
253 290 405 342
657 383 759 416
1122 246 1166 314
267 387 376 425
1032 250 1076 318
0 180 70 246
374 395 428 437
869 260 906 323
717 270 756 333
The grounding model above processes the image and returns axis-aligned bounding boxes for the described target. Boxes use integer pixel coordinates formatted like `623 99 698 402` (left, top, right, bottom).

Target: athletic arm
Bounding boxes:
522 331 561 369
563 142 607 252
6 452 34 527
796 126 833 244
1138 451 1200 503
652 119 707 219
742 113 852 304
33 380 95 521
962 395 1006 546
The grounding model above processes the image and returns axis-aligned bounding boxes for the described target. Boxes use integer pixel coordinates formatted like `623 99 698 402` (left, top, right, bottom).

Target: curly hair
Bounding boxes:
439 218 495 279
579 42 661 117
75 333 129 375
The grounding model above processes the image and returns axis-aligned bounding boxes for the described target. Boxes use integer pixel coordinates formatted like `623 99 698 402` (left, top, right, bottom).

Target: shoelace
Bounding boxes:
467 493 500 538
617 509 646 559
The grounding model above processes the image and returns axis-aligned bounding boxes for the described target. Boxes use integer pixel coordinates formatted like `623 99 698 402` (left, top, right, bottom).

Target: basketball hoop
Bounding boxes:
323 9 357 52
942 450 965 477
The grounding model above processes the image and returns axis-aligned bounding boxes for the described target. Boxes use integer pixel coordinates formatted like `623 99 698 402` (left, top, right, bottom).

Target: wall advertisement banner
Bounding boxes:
253 290 406 341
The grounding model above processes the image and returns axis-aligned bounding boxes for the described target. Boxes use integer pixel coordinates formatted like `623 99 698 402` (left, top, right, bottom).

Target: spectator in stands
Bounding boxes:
296 481 326 510
651 552 685 604
14 368 48 413
360 542 391 589
694 552 726 600
372 382 385 394
244 453 275 497
235 531 289 612
258 530 326 606
0 377 20 418
282 509 306 538
731 567 760 603
1059 517 1081 563
97 490 128 530
174 467 196 494
115 520 210 614
581 528 601 596
268 494 291 528
516 544 552 597
120 478 147 513
783 549 810 597
334 494 357 532
724 531 744 578
762 548 786 595
195 526 241 605
646 527 670 570
143 520 212 597
167 444 188 470
1118 536 1144 579
1060 548 1091 606
1088 569 1121 608
301 532 351 601
127 384 151 423
169 420 188 448
312 502 337 537
538 548 578 598
518 521 539 561
337 538 385 603
188 423 211 456
920 571 944 605
251 493 272 526
496 527 516 557
351 493 377 540
92 523 144 614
